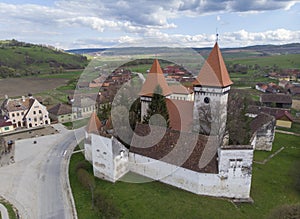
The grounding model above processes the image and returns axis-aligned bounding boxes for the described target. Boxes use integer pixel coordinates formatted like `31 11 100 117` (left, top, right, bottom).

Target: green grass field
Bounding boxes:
0 40 88 77
226 54 300 69
69 133 300 219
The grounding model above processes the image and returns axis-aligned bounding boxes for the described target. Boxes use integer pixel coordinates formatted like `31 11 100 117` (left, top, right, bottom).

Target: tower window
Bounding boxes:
204 97 210 104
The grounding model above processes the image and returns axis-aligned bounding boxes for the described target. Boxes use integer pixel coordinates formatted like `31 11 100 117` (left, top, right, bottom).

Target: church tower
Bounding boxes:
193 42 233 136
139 59 172 121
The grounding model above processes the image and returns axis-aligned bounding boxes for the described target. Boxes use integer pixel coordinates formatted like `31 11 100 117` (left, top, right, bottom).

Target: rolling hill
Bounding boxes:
0 40 88 78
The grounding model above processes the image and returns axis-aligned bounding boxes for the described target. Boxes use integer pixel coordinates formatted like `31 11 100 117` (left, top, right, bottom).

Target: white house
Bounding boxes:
1 96 50 129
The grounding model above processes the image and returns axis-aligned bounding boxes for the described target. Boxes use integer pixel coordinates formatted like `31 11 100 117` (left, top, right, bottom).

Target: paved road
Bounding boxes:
38 129 83 219
0 124 85 219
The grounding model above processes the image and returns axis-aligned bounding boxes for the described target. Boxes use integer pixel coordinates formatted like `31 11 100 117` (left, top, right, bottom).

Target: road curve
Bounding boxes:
0 125 84 219
38 127 84 219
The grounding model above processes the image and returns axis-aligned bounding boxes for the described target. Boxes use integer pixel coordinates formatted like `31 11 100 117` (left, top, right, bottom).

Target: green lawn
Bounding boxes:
226 54 300 69
69 133 300 218
276 123 300 134
63 118 90 129
0 198 17 219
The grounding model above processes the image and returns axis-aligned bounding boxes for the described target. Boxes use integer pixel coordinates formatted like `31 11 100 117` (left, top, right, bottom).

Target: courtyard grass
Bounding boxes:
69 133 300 218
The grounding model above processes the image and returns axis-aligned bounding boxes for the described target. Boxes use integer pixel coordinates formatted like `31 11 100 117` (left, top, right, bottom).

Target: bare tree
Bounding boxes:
197 101 227 146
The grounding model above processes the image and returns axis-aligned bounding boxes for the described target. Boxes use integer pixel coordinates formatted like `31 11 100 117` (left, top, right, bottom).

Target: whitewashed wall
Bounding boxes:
129 147 253 199
91 134 129 182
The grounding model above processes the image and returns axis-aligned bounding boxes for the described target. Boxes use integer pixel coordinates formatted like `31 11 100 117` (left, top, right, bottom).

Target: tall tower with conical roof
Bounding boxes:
193 42 233 136
139 59 172 121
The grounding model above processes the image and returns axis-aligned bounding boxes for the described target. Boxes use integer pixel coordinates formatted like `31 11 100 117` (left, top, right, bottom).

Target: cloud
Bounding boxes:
72 28 300 49
0 1 298 48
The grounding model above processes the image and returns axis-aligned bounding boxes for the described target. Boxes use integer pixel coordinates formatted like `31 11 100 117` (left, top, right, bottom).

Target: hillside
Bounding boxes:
0 40 88 78
67 43 300 57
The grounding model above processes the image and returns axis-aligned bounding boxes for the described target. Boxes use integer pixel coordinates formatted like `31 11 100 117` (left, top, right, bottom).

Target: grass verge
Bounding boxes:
0 198 18 219
70 133 300 218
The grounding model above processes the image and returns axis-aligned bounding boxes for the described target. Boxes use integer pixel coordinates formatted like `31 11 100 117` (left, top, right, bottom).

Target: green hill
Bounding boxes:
0 39 88 78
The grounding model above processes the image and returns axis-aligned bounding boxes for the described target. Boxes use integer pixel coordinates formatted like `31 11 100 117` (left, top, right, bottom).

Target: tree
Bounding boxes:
98 103 111 121
77 168 96 208
143 85 169 127
129 98 141 130
227 90 252 145
196 101 227 146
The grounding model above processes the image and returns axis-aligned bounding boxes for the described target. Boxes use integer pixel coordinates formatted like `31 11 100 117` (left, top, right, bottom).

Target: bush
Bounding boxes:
94 191 121 219
268 204 300 219
75 161 90 172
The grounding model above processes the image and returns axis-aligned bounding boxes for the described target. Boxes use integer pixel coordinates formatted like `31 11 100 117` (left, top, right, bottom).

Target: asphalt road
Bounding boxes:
0 124 85 219
38 131 80 219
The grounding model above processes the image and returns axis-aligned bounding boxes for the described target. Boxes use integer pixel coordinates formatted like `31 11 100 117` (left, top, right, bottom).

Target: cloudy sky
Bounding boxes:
0 0 299 49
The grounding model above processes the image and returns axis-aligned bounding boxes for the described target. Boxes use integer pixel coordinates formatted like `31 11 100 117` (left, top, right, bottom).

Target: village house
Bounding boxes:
255 82 280 93
48 103 77 123
0 116 14 134
72 95 96 119
82 43 275 200
260 93 292 108
169 84 194 101
275 111 293 128
0 95 50 129
278 80 290 88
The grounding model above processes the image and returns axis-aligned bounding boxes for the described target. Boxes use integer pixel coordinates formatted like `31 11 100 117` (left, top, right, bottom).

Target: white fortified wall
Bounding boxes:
129 146 253 199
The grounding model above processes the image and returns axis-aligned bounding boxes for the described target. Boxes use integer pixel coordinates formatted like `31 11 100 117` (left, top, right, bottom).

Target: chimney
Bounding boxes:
22 96 25 102
4 95 8 99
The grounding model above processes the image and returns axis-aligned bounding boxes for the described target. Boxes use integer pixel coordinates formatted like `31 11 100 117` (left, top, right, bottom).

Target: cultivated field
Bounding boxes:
0 77 68 99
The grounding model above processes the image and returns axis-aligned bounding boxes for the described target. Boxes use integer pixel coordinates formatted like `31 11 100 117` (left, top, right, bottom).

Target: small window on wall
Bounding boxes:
39 110 42 114
229 159 243 169
33 111 36 115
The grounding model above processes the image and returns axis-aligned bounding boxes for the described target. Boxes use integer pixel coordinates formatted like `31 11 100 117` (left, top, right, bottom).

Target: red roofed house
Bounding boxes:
275 111 293 128
84 43 261 200
0 116 14 134
48 103 76 123
1 96 50 129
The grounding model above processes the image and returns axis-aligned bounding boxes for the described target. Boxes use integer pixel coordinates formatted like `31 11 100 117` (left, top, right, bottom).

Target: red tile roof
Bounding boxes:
194 43 233 87
86 112 102 134
166 99 194 132
275 111 293 122
139 59 172 97
48 103 72 116
130 124 218 174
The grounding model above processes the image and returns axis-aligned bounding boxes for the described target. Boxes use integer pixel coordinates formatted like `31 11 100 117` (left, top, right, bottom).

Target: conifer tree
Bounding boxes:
143 85 169 127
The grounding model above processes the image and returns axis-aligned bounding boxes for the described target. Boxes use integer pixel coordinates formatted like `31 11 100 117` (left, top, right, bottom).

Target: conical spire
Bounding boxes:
195 42 233 87
139 59 172 97
149 59 164 74
86 111 102 134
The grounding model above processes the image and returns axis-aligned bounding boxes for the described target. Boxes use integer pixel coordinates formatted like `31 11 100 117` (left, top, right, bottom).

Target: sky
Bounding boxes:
0 0 299 49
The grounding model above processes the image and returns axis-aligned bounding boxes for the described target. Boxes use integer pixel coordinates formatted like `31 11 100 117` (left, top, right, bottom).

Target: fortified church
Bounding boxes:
84 43 261 199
